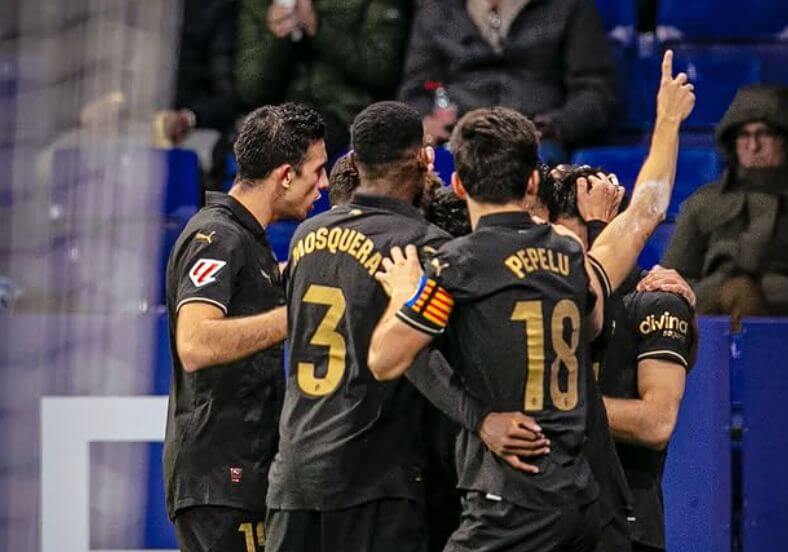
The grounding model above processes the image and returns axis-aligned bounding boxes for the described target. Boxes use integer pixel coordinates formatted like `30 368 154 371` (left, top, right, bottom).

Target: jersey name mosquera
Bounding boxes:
290 226 384 275
504 247 571 279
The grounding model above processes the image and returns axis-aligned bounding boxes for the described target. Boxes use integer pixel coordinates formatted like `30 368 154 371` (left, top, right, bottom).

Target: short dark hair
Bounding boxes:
328 152 360 206
426 186 471 237
449 107 539 204
233 102 325 181
541 165 629 221
351 101 424 177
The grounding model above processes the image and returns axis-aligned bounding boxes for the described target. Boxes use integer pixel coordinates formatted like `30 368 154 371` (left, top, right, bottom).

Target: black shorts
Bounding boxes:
445 492 600 552
174 506 267 552
266 498 427 552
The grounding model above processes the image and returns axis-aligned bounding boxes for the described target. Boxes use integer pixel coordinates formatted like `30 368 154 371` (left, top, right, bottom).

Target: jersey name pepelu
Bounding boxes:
504 247 571 280
290 226 383 276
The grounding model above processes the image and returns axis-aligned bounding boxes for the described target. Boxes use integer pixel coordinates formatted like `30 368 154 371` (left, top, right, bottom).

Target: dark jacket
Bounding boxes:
236 0 410 129
175 0 242 132
398 0 618 147
663 85 788 309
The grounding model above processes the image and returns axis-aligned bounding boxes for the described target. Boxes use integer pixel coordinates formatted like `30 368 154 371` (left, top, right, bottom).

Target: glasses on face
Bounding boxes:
736 127 780 145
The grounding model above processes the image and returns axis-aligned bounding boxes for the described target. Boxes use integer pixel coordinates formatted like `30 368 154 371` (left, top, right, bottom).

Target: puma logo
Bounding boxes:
195 231 216 244
430 258 450 277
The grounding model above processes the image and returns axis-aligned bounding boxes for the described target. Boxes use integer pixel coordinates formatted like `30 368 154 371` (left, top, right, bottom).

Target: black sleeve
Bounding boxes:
405 349 491 434
175 223 245 314
587 253 612 301
632 292 696 370
586 220 607 248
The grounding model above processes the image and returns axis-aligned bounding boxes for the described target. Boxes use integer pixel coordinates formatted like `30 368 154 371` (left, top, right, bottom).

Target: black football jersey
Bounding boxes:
163 192 285 518
398 211 601 510
267 193 451 510
599 290 696 549
585 271 641 536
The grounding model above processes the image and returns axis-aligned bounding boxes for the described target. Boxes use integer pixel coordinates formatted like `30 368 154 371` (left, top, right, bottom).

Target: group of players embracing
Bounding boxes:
164 50 698 552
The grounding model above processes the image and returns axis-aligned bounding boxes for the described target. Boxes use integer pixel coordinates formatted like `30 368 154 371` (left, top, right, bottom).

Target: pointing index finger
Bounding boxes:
662 49 673 81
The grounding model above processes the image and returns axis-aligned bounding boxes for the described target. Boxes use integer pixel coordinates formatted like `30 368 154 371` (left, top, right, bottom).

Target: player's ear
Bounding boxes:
526 168 540 198
275 164 294 190
451 171 466 199
421 146 435 171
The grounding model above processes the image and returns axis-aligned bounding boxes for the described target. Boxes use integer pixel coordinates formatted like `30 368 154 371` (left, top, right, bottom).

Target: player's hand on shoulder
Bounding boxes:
375 245 423 299
656 49 696 123
478 411 550 474
637 264 696 309
576 173 625 224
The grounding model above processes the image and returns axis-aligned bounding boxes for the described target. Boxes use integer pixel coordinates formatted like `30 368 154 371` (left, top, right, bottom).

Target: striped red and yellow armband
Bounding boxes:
396 275 455 336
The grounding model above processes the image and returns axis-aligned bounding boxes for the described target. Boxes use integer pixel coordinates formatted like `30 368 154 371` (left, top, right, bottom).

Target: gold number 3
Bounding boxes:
297 285 347 397
511 299 580 412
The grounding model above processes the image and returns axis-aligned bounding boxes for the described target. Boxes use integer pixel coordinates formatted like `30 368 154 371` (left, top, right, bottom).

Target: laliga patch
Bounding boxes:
229 466 243 484
189 258 227 287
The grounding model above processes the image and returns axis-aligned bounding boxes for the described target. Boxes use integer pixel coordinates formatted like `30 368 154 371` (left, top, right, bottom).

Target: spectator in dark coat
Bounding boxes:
398 0 618 162
160 0 243 145
663 85 788 323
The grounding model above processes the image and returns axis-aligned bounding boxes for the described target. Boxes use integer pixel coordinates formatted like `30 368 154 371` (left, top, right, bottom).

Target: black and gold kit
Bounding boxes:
164 192 285 551
399 212 602 551
598 289 696 551
267 193 487 552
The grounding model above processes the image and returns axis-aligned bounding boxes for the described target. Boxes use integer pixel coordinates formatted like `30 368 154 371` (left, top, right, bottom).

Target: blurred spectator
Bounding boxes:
236 0 410 159
154 0 244 188
664 85 788 322
168 0 241 141
398 0 618 163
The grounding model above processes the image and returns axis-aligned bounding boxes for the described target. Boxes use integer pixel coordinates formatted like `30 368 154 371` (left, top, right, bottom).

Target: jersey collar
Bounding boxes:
349 193 425 221
476 210 536 230
205 191 265 238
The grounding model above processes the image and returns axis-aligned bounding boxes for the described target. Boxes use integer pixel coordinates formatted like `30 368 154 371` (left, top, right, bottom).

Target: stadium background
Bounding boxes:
0 0 787 550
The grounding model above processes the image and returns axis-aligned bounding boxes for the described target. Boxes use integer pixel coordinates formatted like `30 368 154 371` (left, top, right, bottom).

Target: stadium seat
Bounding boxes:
638 221 674 269
571 146 721 219
594 0 636 46
51 147 201 220
739 319 788 551
624 47 763 129
657 0 788 42
663 317 732 552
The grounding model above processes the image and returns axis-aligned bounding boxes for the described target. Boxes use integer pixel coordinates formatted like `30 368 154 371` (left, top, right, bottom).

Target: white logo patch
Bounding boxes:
189 258 227 287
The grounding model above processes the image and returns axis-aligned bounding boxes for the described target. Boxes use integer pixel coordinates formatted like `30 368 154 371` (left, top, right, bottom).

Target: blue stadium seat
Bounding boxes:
571 146 721 219
739 319 788 551
757 43 788 84
663 317 732 552
638 222 674 269
624 47 763 129
657 0 788 42
594 0 636 46
51 147 201 220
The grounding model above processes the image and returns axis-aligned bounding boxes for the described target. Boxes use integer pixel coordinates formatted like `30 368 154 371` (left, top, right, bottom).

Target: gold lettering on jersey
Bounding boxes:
290 226 383 276
505 248 570 279
639 312 689 336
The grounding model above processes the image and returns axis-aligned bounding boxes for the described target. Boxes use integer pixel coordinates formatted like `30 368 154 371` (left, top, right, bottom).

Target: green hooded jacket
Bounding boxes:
663 85 788 310
236 0 410 129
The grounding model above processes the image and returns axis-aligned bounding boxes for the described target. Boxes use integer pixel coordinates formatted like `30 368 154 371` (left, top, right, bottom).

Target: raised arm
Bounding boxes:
588 50 695 294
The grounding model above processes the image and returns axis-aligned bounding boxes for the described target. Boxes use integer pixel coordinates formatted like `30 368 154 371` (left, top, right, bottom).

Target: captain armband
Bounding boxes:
396 275 454 336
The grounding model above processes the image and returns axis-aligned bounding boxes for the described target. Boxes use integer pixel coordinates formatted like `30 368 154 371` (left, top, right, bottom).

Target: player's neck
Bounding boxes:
355 178 419 205
228 185 274 228
467 198 526 230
